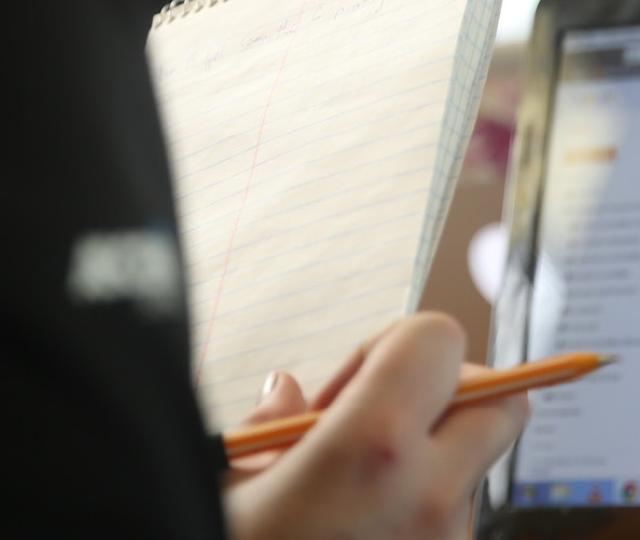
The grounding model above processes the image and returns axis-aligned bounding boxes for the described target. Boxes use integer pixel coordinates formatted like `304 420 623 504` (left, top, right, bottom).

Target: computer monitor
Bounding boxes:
477 2 640 538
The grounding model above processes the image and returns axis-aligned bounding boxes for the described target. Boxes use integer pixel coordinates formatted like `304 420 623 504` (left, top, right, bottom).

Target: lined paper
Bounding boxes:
147 0 500 430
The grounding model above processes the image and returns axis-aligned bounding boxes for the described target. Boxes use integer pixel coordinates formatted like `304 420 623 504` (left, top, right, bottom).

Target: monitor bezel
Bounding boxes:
476 1 640 538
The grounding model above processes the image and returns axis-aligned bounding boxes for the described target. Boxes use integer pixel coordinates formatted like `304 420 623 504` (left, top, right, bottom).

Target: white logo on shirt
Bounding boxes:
67 230 181 316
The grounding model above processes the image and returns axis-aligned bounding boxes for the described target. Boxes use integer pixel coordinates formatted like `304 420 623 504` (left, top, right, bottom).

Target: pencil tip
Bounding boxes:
598 354 618 365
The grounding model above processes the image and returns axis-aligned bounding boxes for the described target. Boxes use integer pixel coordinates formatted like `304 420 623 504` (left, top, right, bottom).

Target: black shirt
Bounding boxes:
5 2 227 537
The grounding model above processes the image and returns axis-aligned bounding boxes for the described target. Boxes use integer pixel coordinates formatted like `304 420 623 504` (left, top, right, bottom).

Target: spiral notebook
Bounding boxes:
146 0 501 430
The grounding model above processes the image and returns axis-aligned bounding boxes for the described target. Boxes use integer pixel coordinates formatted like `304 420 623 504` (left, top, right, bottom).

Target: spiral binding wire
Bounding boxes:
153 0 227 28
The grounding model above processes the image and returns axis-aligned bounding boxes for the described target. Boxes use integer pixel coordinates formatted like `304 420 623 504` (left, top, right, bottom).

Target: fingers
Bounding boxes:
430 388 529 494
417 365 527 539
244 372 307 426
327 313 466 440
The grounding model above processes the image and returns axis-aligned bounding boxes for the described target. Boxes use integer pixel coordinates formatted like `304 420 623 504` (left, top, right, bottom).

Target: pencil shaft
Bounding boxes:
224 352 609 458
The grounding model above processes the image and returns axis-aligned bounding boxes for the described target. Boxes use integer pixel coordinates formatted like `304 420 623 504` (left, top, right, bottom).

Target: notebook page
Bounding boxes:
147 0 488 430
408 0 502 310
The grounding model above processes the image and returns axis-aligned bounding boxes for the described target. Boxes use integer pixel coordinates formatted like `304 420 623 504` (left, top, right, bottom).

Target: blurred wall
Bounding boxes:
420 44 525 364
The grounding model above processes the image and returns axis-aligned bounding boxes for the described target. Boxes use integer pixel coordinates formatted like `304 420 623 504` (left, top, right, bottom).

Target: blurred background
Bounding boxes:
421 0 539 364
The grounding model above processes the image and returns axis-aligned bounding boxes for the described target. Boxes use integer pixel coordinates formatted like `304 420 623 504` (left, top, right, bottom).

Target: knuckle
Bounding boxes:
360 414 406 466
340 412 410 489
427 312 466 345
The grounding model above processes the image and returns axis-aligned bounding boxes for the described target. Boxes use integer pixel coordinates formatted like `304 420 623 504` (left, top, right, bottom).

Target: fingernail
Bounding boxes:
258 371 279 403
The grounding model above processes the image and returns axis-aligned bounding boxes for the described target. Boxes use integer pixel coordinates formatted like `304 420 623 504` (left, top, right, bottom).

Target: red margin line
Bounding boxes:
195 5 307 383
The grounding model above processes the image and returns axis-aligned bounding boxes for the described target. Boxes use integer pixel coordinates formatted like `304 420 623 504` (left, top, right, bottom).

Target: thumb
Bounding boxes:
225 373 307 483
244 371 307 426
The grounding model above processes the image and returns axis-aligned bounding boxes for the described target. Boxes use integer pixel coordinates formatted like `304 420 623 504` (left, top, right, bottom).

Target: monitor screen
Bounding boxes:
511 25 640 508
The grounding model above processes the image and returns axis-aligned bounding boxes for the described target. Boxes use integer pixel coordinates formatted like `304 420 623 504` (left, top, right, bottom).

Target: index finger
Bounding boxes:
325 313 467 439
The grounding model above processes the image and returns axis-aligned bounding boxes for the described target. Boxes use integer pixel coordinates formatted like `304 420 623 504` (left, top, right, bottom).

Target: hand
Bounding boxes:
225 313 528 540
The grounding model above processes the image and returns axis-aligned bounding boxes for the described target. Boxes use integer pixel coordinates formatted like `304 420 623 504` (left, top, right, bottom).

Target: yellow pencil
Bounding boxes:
223 352 615 459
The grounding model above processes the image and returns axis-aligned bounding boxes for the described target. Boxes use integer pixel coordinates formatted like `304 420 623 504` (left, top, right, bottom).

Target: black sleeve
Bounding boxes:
4 2 228 538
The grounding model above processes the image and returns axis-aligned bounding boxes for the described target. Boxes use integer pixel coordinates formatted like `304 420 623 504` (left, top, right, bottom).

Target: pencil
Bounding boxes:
223 352 615 459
